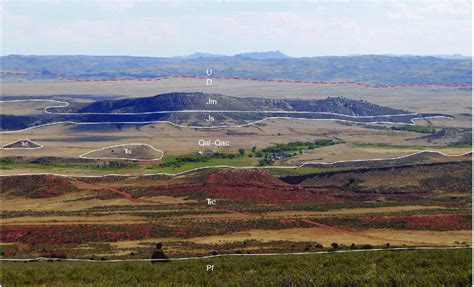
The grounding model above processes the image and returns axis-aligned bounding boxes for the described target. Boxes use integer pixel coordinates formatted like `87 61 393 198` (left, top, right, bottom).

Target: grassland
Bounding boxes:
2 78 471 116
1 116 471 176
0 153 259 174
352 142 472 150
147 153 258 173
0 156 334 175
1 249 471 286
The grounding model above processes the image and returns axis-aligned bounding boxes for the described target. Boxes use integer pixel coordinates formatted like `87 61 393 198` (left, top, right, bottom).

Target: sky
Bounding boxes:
1 0 472 57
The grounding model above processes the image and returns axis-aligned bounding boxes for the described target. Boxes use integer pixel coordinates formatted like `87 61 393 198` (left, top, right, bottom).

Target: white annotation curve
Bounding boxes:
0 98 453 135
79 143 164 161
0 115 454 134
0 246 470 263
2 99 420 118
1 138 44 150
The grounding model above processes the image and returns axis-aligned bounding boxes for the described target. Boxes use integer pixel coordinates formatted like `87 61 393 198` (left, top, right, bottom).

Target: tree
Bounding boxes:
151 250 169 263
151 242 168 263
331 242 339 249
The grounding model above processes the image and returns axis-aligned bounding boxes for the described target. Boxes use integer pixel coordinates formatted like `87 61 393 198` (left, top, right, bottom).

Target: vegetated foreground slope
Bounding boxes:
2 249 471 286
1 160 471 259
3 160 469 205
2 54 472 85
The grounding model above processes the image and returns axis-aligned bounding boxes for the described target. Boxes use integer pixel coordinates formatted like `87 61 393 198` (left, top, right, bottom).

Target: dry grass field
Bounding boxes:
2 78 471 115
1 117 470 175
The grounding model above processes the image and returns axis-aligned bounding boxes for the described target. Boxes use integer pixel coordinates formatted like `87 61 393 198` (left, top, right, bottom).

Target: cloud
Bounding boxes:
423 1 471 16
98 0 140 13
387 1 472 20
387 3 425 20
3 7 363 55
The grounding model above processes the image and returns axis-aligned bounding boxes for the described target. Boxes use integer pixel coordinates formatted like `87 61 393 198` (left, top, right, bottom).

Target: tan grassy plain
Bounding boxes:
1 79 470 168
1 214 148 225
281 143 471 165
425 117 473 128
1 117 468 172
0 101 54 115
0 192 198 212
0 204 447 225
187 228 471 247
2 78 471 115
262 205 446 217
0 192 142 211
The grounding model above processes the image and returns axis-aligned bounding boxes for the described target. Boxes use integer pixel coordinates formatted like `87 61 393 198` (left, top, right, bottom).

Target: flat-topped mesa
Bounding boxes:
76 93 408 116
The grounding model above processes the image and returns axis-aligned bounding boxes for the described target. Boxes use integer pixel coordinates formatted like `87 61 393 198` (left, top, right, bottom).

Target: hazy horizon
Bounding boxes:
2 51 472 58
2 1 472 57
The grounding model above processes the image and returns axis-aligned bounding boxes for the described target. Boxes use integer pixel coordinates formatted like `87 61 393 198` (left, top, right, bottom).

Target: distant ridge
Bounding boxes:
176 50 290 59
75 93 407 116
377 54 471 60
175 52 227 59
429 54 471 60
234 50 290 59
1 54 471 85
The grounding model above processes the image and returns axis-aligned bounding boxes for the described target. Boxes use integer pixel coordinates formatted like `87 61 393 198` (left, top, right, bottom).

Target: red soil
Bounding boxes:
1 224 168 245
0 175 77 198
151 170 334 204
361 214 471 230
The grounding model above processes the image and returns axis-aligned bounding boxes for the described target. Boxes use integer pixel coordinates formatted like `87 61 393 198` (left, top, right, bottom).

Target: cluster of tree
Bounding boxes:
151 242 169 264
159 152 241 168
259 139 335 155
391 125 435 134
95 161 138 169
250 139 336 166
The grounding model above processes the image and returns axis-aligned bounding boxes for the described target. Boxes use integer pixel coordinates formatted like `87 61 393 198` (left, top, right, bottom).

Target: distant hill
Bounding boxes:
235 50 290 59
1 54 471 85
2 93 442 130
176 52 227 59
176 51 290 59
380 54 471 60
76 92 406 116
430 54 471 60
